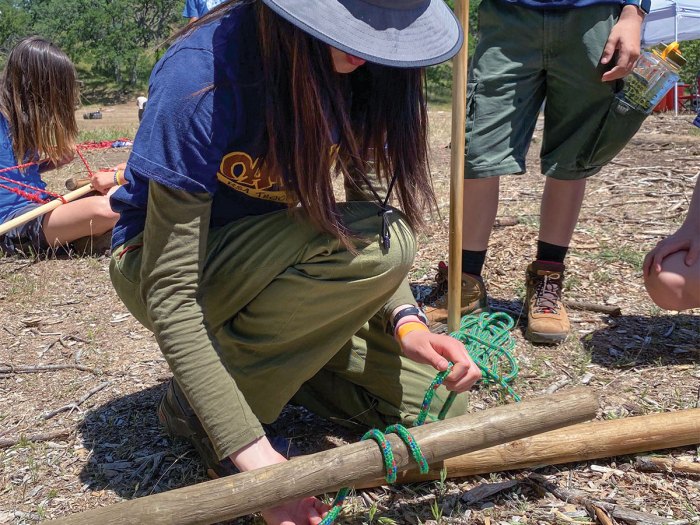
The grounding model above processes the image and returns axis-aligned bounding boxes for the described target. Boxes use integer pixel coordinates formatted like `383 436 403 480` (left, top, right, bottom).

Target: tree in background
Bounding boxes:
0 0 180 95
679 40 700 88
0 0 31 60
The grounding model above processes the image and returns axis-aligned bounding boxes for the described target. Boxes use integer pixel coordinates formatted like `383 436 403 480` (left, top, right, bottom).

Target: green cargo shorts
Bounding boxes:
466 0 647 180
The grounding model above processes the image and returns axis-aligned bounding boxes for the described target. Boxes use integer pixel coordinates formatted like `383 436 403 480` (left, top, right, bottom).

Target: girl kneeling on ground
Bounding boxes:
109 1 482 523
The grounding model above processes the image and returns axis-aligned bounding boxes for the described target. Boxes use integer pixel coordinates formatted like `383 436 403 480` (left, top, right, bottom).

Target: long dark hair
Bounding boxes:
0 37 78 165
185 1 434 243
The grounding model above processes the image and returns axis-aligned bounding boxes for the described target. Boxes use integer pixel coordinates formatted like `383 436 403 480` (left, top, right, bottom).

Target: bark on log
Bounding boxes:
50 388 597 525
358 408 700 487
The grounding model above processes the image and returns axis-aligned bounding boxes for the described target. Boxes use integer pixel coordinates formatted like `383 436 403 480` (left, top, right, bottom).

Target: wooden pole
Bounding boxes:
358 408 700 487
0 184 95 236
65 177 92 190
447 0 470 333
50 388 597 525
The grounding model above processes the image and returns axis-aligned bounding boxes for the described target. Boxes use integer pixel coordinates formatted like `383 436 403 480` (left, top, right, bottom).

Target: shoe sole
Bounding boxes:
525 328 567 344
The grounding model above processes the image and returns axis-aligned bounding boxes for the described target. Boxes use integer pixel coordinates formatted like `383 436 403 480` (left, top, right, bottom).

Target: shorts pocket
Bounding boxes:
579 96 648 169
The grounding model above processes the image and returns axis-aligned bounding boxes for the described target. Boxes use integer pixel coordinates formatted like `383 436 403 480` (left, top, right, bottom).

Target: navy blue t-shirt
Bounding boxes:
111 4 288 248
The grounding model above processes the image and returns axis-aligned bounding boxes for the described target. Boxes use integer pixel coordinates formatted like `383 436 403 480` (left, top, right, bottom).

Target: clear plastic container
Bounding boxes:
616 42 686 114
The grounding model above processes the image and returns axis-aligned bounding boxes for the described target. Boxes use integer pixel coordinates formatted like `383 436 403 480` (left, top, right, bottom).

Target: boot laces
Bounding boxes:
533 273 561 314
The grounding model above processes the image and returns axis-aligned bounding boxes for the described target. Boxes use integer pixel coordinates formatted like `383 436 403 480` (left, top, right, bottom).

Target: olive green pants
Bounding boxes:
111 202 467 434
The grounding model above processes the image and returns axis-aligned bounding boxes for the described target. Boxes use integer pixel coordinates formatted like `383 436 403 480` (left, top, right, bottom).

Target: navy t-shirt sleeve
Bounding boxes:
127 46 234 195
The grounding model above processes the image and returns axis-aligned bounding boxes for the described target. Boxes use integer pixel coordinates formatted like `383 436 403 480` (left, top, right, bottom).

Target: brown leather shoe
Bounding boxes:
424 261 488 324
158 379 239 479
524 261 570 344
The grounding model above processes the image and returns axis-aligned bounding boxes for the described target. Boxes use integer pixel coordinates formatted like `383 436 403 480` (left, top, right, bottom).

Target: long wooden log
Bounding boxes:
447 0 469 333
0 184 95 236
51 388 597 525
358 408 700 487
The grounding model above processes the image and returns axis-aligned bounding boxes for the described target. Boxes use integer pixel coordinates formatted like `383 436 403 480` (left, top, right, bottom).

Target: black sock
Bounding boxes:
536 240 568 264
461 249 487 276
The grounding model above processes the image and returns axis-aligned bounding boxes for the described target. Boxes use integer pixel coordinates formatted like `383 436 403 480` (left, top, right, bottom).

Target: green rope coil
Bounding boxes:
451 311 521 402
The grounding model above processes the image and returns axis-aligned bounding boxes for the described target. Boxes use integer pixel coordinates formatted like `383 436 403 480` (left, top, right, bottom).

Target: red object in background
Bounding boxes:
653 83 687 112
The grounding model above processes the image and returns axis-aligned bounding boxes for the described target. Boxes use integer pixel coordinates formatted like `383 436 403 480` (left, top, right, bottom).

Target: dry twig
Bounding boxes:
0 362 100 377
0 425 79 448
42 381 112 420
634 456 700 476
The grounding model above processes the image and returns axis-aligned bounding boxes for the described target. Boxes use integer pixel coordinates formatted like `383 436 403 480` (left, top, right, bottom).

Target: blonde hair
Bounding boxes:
0 37 79 165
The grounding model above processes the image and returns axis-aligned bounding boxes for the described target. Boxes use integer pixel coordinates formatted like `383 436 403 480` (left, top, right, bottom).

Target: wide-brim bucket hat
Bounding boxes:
260 0 463 68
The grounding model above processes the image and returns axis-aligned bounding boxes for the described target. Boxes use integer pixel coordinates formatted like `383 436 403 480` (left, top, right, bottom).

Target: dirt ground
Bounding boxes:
0 101 698 525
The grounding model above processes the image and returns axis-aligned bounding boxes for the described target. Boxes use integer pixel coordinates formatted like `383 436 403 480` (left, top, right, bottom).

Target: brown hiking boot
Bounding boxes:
524 261 570 344
158 380 239 479
158 380 296 479
424 261 488 324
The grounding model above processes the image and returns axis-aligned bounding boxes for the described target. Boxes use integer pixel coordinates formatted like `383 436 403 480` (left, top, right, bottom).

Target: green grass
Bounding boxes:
594 244 645 271
78 129 136 143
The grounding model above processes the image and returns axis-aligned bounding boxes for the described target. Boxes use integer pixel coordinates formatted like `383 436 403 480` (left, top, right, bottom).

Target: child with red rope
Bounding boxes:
109 1 482 523
0 37 120 256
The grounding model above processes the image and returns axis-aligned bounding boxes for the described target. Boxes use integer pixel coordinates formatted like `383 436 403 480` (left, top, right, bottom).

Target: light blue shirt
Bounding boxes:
0 115 45 223
182 0 226 18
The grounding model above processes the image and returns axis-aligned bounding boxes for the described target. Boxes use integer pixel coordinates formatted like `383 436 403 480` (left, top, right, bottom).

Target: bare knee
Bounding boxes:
644 251 700 310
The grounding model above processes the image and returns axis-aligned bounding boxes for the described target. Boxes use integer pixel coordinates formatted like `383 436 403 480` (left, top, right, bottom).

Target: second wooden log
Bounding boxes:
358 407 700 487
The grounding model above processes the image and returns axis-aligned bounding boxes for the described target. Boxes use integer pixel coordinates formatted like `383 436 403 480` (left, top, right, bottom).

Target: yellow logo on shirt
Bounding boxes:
217 151 287 202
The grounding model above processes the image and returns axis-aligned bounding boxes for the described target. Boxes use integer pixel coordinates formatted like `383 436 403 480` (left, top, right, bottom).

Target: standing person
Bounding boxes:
642 110 700 311
109 1 482 523
182 0 226 23
428 0 650 343
0 37 120 256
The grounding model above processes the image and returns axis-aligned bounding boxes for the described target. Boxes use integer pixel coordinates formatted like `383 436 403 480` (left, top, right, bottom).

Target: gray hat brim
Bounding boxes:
260 0 463 68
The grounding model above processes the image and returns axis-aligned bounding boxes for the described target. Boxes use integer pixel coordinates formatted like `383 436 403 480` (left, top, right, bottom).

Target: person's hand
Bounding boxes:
398 329 482 393
643 224 700 277
600 5 644 82
229 437 330 525
91 162 127 194
90 169 117 194
261 497 329 525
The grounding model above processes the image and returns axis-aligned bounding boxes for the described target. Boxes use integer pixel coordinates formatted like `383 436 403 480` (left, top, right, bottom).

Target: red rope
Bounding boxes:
0 139 131 204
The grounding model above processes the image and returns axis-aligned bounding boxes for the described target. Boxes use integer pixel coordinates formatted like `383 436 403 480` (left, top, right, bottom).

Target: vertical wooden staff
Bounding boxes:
448 0 470 332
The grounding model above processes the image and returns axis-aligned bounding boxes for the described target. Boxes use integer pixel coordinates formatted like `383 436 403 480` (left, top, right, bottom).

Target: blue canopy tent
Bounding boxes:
641 0 700 112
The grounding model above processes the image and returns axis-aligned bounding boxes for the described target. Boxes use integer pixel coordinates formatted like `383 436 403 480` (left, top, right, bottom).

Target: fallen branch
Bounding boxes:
634 456 700 476
564 300 622 317
0 363 100 377
42 381 111 420
528 473 684 525
0 425 78 448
